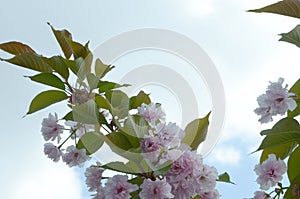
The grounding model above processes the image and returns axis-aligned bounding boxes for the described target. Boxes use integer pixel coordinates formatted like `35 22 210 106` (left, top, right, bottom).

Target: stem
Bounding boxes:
65 81 74 93
58 130 76 149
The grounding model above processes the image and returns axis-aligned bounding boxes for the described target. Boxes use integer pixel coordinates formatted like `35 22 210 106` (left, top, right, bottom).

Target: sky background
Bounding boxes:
1 0 300 198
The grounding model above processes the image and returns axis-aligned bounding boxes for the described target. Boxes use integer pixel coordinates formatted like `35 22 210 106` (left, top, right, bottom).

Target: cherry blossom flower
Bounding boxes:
139 178 174 199
155 122 185 149
41 113 64 142
137 103 165 126
254 154 287 190
198 189 220 199
196 165 218 193
65 120 94 139
104 175 138 199
253 191 270 199
254 78 297 123
70 88 92 105
92 186 105 199
43 142 62 162
62 145 90 167
85 162 104 192
141 135 161 163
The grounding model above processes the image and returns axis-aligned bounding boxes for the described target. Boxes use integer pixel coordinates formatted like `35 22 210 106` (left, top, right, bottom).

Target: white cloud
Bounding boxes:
208 146 241 166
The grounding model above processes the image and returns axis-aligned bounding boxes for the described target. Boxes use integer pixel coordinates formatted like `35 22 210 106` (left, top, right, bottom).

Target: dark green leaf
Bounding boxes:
260 141 297 163
256 118 300 151
105 131 132 151
260 129 271 136
129 176 144 186
129 91 151 109
101 161 136 174
27 90 68 114
248 0 300 19
284 173 300 199
48 23 73 59
27 73 65 90
65 37 90 59
77 131 104 155
2 53 52 73
288 79 300 117
279 25 300 48
288 146 300 182
182 112 211 150
0 41 36 55
72 100 102 124
62 111 73 121
42 56 70 80
94 58 115 78
95 94 111 110
217 172 235 184
98 81 130 93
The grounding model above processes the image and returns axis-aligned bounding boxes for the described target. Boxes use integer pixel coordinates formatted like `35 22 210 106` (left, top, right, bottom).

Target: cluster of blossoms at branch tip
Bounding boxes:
253 154 287 198
254 78 297 123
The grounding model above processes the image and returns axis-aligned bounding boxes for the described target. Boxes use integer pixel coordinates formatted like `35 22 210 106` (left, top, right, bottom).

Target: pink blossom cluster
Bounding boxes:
254 78 297 123
252 154 287 198
41 113 91 167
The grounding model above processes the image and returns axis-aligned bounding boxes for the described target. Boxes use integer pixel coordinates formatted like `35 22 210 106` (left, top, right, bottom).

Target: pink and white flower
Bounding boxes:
254 78 297 123
254 154 287 190
198 189 220 199
253 191 270 199
85 162 105 192
155 122 185 149
92 186 105 199
43 142 62 162
62 145 90 167
137 103 165 126
104 175 138 199
196 165 218 193
139 178 174 199
65 120 94 139
41 113 64 142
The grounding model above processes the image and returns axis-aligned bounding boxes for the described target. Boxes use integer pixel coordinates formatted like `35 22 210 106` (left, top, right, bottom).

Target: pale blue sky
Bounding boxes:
1 0 300 198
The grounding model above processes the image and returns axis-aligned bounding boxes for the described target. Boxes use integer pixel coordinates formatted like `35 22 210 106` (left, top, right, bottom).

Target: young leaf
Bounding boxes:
72 100 101 124
26 73 65 90
77 131 104 155
182 112 211 150
248 0 300 19
287 146 300 182
94 58 115 78
101 161 136 174
2 53 52 73
27 90 68 114
98 81 130 93
279 25 300 48
288 78 300 117
43 56 70 80
129 91 151 109
217 172 235 184
0 41 36 55
48 23 73 59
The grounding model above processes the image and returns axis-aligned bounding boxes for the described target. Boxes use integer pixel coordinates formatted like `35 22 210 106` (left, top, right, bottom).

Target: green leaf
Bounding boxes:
43 56 70 80
129 176 144 186
288 79 300 117
101 161 136 174
105 131 133 151
260 141 297 163
62 111 73 121
248 0 300 19
284 173 300 199
279 25 300 48
256 118 300 151
27 90 68 114
72 100 102 124
129 91 151 109
260 129 271 136
122 115 149 138
2 53 52 73
95 94 111 110
105 90 130 118
154 160 172 176
77 131 104 155
48 23 73 59
94 58 115 78
98 81 130 93
288 146 300 182
86 73 100 90
181 112 211 150
217 172 235 184
0 41 36 55
65 37 90 59
27 73 65 90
